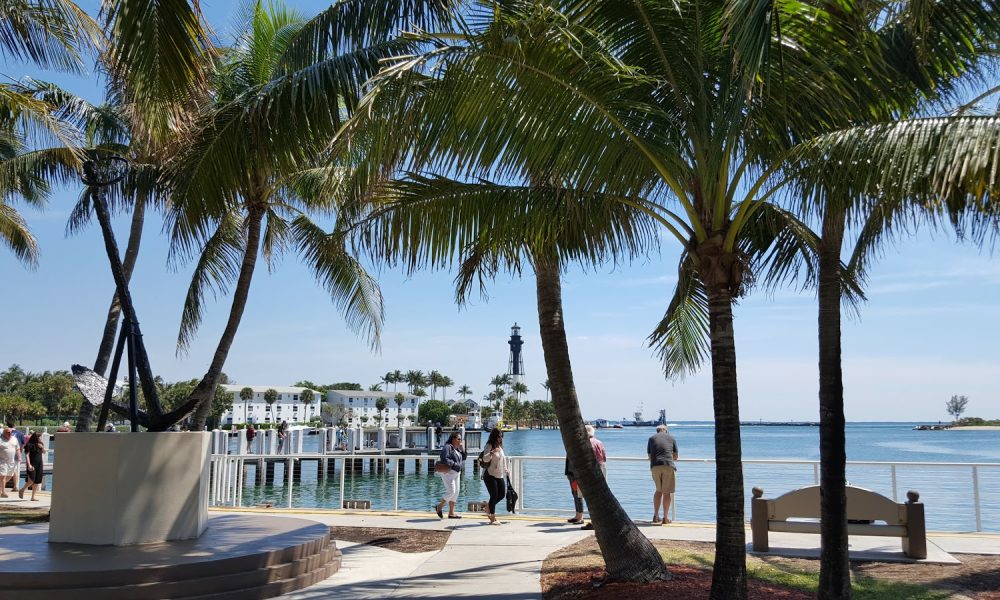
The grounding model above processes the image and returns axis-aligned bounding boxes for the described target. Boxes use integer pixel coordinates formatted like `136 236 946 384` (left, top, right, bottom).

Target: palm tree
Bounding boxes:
541 380 549 402
168 1 390 429
300 388 315 421
381 372 395 391
404 370 424 393
391 370 403 391
439 375 453 402
368 383 382 392
457 385 472 403
394 392 405 425
263 388 278 423
511 382 528 401
427 370 442 400
239 386 254 423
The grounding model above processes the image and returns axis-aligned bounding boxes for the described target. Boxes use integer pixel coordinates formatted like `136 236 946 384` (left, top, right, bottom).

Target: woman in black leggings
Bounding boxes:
481 428 508 524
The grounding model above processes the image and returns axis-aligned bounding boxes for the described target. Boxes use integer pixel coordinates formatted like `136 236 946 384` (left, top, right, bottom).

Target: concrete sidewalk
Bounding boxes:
256 509 1000 600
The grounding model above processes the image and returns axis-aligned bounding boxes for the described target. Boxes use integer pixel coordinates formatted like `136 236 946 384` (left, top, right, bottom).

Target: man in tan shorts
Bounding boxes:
647 424 679 524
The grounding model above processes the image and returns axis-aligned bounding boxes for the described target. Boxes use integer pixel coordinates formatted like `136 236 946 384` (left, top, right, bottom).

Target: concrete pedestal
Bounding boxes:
48 432 211 546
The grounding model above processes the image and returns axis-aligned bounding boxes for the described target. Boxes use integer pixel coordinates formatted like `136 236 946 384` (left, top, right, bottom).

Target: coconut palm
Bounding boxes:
511 381 528 401
263 388 278 422
439 375 453 402
405 370 426 393
328 2 906 594
428 370 443 400
167 1 405 429
457 385 472 402
541 380 549 402
394 392 405 424
239 386 254 423
300 388 315 421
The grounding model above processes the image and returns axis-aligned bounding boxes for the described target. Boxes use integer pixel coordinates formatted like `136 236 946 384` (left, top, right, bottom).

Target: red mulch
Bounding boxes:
545 564 812 600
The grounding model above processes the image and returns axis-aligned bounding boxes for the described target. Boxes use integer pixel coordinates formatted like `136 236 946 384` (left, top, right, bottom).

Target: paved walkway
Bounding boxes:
233 508 1000 600
5 496 999 599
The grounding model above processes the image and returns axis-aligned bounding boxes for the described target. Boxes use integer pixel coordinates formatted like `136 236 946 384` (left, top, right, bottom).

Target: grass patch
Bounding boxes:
656 548 948 599
0 509 49 527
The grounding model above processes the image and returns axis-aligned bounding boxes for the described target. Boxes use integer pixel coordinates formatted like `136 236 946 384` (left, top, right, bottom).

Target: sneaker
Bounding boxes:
567 518 584 525
580 522 594 530
652 516 661 524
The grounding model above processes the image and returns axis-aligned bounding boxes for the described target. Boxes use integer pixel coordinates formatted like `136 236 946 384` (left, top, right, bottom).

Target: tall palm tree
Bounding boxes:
330 3 901 595
167 1 395 429
511 381 528 401
439 375 453 402
300 388 315 421
393 392 405 424
391 369 403 391
457 385 471 402
239 386 254 423
541 380 549 402
428 370 443 400
263 388 278 422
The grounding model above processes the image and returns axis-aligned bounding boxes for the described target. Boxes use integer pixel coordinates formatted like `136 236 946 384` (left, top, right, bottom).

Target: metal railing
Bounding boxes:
207 454 1000 532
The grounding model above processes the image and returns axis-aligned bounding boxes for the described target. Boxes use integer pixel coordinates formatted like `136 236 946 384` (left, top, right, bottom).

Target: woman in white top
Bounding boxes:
481 428 509 524
0 428 21 497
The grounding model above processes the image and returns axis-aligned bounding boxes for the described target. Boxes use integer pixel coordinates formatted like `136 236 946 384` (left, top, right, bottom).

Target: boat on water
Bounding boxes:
483 410 515 432
620 407 667 427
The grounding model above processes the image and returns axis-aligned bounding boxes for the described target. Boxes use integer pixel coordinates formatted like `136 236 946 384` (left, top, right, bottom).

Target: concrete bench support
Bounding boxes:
751 485 927 559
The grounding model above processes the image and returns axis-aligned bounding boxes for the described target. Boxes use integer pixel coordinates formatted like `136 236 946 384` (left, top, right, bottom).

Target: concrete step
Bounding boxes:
0 532 339 600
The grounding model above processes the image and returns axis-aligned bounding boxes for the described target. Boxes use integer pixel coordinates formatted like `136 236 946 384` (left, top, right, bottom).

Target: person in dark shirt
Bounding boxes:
646 424 679 524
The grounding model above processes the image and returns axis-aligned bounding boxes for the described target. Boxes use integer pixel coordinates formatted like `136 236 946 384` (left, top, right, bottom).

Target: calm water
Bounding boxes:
231 423 1000 532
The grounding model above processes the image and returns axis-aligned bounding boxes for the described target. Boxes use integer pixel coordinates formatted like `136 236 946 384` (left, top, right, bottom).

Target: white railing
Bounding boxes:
207 454 1000 532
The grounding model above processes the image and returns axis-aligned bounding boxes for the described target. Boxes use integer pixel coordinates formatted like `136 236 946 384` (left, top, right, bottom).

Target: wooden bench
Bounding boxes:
751 485 927 559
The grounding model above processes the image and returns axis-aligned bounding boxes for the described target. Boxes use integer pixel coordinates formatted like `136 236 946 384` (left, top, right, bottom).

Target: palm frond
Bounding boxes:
291 216 384 351
278 0 461 73
0 199 38 267
648 253 710 379
101 0 213 133
176 213 245 353
0 0 100 72
793 116 1000 244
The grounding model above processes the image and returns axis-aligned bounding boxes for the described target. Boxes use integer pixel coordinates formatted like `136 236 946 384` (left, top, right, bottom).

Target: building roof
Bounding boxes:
326 389 417 399
221 384 313 395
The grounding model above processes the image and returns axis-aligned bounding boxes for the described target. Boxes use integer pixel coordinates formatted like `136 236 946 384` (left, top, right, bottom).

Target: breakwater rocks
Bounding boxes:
741 421 819 427
913 424 949 431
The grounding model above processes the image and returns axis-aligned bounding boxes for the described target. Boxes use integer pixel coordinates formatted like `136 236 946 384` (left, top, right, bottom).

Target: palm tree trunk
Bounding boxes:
187 206 265 430
705 285 747 600
534 258 669 583
77 198 147 432
818 211 852 599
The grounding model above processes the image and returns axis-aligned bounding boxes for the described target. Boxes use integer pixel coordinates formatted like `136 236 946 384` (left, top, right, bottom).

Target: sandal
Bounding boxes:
435 506 443 519
567 518 584 525
448 514 462 519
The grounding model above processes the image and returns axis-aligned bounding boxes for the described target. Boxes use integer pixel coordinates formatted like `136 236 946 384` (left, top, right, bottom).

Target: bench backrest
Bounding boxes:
767 485 905 525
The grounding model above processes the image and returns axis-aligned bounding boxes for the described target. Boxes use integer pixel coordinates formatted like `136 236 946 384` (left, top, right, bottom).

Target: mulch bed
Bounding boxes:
542 537 1000 600
545 563 812 599
329 526 451 553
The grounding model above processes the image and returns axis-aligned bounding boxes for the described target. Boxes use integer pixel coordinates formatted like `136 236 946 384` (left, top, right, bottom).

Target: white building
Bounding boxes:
325 390 419 427
220 385 320 425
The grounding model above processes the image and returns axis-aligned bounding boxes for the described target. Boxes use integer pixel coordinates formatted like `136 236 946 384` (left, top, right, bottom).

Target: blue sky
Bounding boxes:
2 1 999 422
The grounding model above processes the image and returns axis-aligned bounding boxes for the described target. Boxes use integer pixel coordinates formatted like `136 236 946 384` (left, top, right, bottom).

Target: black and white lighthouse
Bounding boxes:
507 323 525 386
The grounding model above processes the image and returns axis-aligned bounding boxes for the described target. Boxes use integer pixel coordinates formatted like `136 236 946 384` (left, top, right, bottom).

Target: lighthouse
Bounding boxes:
507 323 525 386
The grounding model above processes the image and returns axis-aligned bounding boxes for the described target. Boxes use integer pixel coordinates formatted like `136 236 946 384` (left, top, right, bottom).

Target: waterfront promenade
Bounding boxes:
3 493 1000 598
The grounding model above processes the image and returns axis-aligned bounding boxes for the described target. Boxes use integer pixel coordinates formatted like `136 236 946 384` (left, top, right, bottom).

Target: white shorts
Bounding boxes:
0 462 16 477
438 470 461 502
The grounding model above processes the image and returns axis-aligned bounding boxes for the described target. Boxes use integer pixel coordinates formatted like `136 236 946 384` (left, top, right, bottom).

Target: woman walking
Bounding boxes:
18 431 44 501
434 431 466 519
0 428 21 497
481 428 509 525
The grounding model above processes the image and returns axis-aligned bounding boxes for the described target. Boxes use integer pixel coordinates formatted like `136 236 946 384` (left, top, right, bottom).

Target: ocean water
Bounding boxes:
230 423 1000 532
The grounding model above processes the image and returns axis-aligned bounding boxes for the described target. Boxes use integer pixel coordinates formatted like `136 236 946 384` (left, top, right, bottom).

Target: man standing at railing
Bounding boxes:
647 424 679 524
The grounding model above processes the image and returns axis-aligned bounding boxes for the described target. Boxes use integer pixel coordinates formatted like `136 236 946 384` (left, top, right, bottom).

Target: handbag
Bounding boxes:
505 476 518 513
434 461 451 474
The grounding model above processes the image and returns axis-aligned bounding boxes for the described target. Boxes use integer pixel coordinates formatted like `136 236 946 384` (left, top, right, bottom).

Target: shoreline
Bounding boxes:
913 424 1000 431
